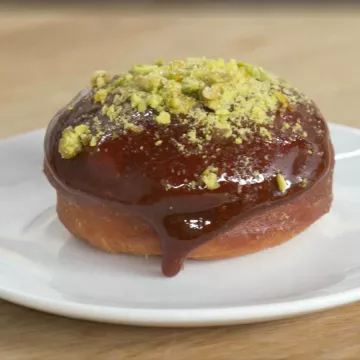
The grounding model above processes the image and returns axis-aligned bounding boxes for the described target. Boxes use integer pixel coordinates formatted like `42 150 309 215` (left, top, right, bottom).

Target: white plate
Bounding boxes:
1 124 360 327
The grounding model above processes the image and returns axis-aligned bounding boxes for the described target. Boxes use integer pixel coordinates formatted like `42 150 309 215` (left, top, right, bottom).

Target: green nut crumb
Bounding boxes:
131 93 143 108
91 70 110 88
125 123 144 133
282 122 290 130
137 101 147 113
155 58 164 66
301 178 308 187
202 166 220 190
74 124 90 136
156 111 171 125
148 94 163 109
214 120 232 138
155 140 163 146
94 89 108 104
275 92 289 107
74 124 91 146
58 127 83 159
259 126 272 139
276 173 287 192
113 94 123 105
90 136 98 147
187 129 198 143
190 180 197 189
182 78 203 93
106 104 120 121
251 106 267 124
132 64 157 75
59 58 309 160
202 86 219 100
239 63 271 81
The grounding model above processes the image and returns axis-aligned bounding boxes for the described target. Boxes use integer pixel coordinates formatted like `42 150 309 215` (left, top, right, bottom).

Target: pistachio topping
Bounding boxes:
59 125 89 159
276 173 288 192
58 58 311 160
92 58 306 130
282 122 291 130
91 70 110 89
125 123 144 133
301 178 308 188
259 126 272 140
156 111 171 125
202 166 220 190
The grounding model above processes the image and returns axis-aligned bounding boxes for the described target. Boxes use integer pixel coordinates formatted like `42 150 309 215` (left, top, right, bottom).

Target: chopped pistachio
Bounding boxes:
137 101 147 113
276 173 287 192
168 97 182 110
126 73 134 81
133 64 157 75
259 126 272 139
106 105 117 121
251 106 267 123
202 166 220 190
190 181 197 189
59 57 309 160
156 111 171 125
282 122 290 130
91 70 110 88
74 124 90 136
214 120 232 138
90 136 98 147
301 178 308 187
137 75 161 91
202 86 220 100
113 94 123 105
148 94 163 109
131 93 142 108
187 129 198 143
181 78 203 93
125 123 144 133
94 89 108 104
242 63 272 82
155 58 164 66
275 92 289 108
58 127 83 159
155 140 163 146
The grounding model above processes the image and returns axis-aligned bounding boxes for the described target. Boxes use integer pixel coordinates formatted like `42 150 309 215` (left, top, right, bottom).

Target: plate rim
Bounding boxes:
2 285 360 327
1 122 360 327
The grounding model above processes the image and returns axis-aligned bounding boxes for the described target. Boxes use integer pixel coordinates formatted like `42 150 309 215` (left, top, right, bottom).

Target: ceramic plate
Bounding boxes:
1 124 360 327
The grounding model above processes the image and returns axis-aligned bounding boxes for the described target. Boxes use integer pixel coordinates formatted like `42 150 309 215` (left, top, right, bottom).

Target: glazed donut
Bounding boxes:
44 58 334 277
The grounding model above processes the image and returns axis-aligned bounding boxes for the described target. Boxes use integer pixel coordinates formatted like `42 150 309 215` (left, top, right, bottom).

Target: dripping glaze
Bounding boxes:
44 90 333 277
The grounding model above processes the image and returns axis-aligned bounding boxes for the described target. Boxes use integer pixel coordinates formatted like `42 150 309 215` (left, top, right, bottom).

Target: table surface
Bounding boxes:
1 7 360 360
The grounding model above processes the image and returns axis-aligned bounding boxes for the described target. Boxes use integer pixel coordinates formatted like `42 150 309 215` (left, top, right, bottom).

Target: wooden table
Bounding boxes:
1 7 360 359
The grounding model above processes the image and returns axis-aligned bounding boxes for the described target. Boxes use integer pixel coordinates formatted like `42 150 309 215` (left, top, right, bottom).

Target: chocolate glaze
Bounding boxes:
44 89 333 277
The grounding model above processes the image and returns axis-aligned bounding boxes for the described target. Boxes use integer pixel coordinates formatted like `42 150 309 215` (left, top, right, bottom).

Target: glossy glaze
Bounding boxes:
44 90 333 276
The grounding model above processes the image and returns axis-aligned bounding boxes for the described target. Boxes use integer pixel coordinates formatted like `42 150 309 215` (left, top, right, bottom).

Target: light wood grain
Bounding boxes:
1 7 360 360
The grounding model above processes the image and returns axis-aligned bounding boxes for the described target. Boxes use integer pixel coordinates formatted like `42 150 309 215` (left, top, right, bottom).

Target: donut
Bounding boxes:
44 58 334 277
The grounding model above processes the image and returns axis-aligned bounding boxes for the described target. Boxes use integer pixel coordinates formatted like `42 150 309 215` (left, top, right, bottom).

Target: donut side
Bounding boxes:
55 155 333 260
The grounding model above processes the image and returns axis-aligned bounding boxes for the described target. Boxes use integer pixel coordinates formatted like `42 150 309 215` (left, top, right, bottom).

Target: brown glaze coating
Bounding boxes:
44 89 334 277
